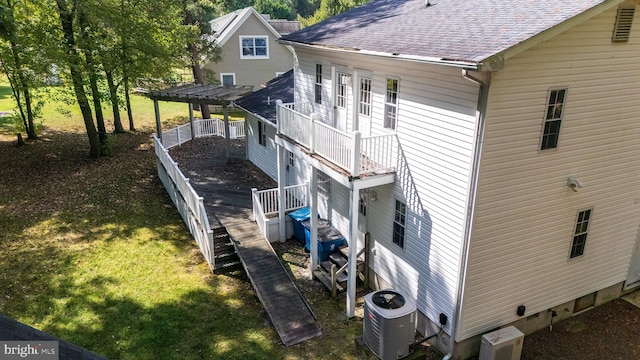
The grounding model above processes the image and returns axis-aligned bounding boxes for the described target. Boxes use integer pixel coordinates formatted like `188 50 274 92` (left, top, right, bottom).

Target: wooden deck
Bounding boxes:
170 138 322 346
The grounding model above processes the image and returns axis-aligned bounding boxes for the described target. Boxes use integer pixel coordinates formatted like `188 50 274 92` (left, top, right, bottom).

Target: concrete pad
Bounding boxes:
622 288 640 308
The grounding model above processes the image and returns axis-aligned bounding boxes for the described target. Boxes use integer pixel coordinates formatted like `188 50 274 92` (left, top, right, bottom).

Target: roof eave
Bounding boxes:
478 0 625 71
278 39 481 70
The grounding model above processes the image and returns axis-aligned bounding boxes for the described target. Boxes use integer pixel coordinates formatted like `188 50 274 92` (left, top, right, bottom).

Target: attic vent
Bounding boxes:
612 6 635 42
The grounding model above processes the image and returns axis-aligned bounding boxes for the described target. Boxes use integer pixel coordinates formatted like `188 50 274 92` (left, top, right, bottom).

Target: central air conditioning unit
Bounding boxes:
363 289 416 360
479 326 524 360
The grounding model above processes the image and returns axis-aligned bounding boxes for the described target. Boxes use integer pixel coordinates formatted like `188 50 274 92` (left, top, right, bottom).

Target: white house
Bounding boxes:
245 0 640 358
205 7 296 89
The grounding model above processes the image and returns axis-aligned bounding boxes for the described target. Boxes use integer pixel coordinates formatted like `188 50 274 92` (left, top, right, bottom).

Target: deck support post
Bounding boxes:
277 145 287 242
188 103 195 140
346 184 360 318
223 105 231 162
309 167 319 276
154 99 162 141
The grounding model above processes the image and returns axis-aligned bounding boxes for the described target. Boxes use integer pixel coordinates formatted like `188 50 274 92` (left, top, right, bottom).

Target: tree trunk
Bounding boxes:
16 133 24 146
105 70 124 133
124 77 135 131
56 0 101 158
183 6 211 119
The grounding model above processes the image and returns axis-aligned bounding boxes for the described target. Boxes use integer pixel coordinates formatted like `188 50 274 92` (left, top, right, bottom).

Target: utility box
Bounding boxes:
479 326 524 360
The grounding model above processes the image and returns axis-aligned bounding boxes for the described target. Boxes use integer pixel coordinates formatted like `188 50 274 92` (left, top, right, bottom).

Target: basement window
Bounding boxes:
612 6 635 42
570 209 592 259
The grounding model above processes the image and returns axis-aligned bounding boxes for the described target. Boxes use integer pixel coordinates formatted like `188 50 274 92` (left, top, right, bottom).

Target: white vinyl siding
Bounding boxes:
459 6 640 340
293 47 479 336
246 116 277 180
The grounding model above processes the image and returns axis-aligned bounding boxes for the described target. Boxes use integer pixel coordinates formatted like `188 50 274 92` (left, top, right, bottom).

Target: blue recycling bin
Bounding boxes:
302 220 345 261
289 207 312 243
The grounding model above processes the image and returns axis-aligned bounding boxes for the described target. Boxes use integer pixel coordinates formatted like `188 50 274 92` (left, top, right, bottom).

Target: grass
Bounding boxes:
0 81 388 360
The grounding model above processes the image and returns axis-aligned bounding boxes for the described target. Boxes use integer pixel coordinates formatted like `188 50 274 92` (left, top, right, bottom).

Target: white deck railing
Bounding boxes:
277 101 398 176
162 118 245 149
252 184 308 241
153 134 216 270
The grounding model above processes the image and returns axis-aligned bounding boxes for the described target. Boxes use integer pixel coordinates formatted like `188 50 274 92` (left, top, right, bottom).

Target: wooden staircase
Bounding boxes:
212 227 243 274
312 236 369 297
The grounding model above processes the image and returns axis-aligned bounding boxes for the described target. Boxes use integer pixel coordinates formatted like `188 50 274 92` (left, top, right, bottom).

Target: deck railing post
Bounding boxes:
310 113 318 154
276 100 283 135
351 131 361 177
251 188 258 221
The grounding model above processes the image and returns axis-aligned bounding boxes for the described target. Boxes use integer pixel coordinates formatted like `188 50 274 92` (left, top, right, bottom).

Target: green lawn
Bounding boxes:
0 82 380 359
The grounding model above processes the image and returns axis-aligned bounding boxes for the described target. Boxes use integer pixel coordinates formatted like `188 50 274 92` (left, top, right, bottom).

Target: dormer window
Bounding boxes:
612 6 635 42
240 36 269 59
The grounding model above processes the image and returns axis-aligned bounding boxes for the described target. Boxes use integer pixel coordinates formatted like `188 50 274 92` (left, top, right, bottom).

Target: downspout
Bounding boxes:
443 69 491 360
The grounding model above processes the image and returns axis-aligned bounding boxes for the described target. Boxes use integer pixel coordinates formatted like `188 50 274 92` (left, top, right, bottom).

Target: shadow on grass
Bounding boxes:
0 129 278 359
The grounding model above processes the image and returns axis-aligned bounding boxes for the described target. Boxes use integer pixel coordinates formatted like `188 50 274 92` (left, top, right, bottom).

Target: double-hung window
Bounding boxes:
315 64 322 104
258 121 266 146
240 36 268 59
540 88 567 150
384 78 399 130
570 209 592 258
220 73 235 86
393 200 406 248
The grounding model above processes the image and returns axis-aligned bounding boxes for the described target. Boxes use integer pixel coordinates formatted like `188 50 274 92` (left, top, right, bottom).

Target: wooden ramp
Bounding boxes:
226 221 322 346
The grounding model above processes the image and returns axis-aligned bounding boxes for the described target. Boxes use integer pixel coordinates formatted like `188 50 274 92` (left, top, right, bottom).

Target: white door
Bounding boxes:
357 75 372 137
625 224 640 289
333 69 349 132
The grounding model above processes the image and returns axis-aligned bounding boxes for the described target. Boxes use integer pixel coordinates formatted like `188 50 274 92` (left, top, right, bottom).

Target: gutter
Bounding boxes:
278 40 480 70
443 69 491 360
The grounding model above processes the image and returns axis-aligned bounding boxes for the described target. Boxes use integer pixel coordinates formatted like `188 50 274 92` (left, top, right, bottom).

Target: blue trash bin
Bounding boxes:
288 207 311 243
302 220 344 261
317 227 345 261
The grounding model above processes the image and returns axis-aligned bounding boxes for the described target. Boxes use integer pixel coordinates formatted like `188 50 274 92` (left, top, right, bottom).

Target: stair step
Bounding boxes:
319 261 348 284
338 246 365 265
213 259 243 274
214 250 238 261
313 270 344 293
328 252 347 268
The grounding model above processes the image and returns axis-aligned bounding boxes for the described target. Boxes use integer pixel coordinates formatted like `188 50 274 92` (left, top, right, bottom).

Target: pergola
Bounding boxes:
147 83 253 159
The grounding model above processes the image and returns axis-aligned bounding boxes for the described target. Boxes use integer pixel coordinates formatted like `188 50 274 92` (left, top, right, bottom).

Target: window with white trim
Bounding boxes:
570 209 592 258
540 88 567 150
318 171 331 198
384 78 399 130
336 72 347 109
220 73 235 86
287 150 294 167
315 64 322 104
240 36 268 59
393 200 406 248
359 77 372 116
258 121 266 146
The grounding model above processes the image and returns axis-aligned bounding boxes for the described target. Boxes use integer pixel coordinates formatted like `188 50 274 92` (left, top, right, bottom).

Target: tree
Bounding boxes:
182 0 221 119
254 0 295 20
0 0 49 140
55 0 102 157
298 0 366 27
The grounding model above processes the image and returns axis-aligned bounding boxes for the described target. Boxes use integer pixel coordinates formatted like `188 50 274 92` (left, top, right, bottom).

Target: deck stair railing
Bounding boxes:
276 101 398 177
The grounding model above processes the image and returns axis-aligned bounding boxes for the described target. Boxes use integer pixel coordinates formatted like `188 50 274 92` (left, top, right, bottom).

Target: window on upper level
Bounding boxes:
240 36 268 59
287 150 294 167
359 77 372 117
315 64 322 104
318 171 331 198
220 73 235 86
258 121 266 146
540 88 567 150
384 78 399 130
612 5 635 42
570 209 592 258
393 200 406 248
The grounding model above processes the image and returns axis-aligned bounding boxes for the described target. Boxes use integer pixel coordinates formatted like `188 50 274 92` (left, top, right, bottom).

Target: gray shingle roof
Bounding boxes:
281 0 612 66
234 70 294 124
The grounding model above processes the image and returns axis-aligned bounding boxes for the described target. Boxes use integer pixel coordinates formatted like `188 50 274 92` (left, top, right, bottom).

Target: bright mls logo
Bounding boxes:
1 341 58 359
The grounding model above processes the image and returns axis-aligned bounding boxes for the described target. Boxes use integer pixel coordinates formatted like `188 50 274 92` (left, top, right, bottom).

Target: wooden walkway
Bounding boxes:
170 138 322 346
